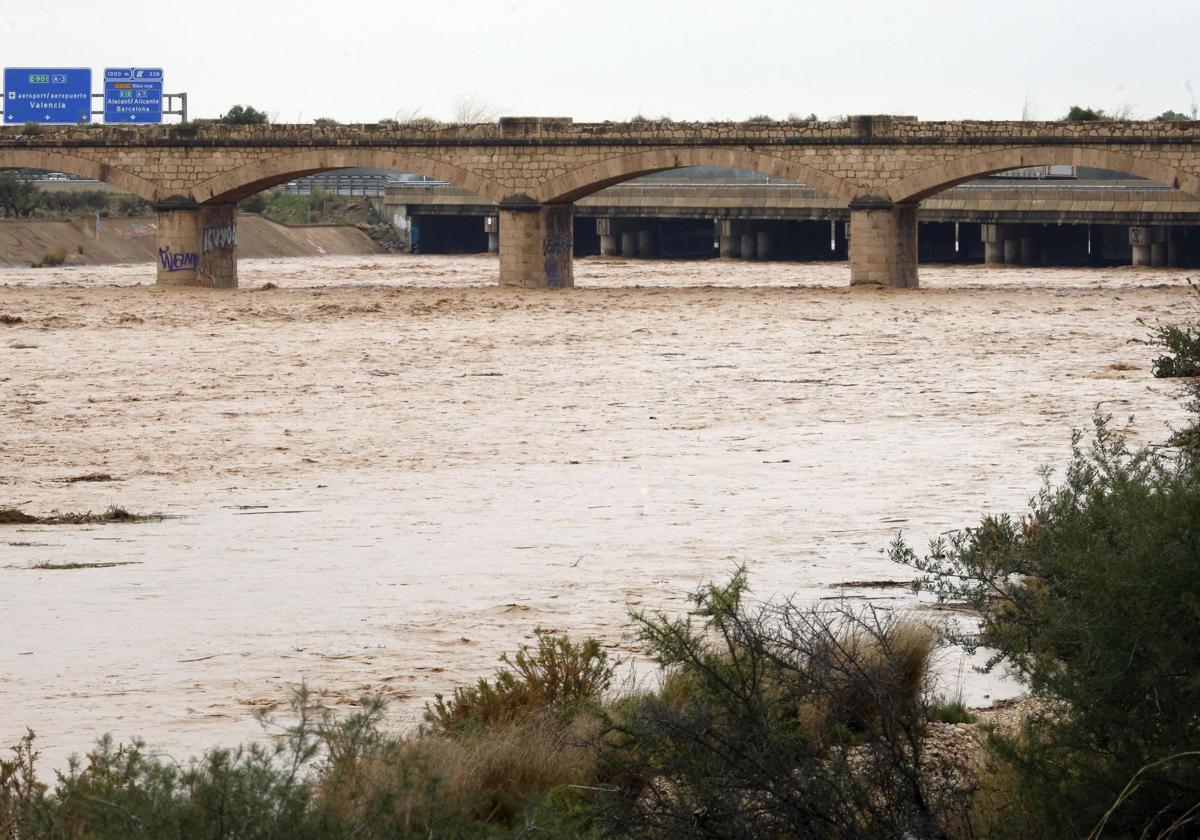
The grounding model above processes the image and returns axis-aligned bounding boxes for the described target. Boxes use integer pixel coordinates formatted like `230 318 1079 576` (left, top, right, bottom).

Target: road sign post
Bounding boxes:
103 68 163 124
4 68 92 124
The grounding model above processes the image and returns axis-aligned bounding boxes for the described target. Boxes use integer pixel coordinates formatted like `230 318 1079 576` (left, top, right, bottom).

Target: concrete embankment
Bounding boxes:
0 214 380 267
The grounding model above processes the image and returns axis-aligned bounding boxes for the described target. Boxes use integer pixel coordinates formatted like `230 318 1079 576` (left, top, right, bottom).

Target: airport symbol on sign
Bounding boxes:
3 68 92 124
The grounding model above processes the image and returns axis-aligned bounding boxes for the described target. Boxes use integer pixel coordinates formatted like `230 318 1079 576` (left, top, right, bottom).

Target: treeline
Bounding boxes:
1064 105 1198 121
2 293 1199 837
0 173 148 219
238 187 378 226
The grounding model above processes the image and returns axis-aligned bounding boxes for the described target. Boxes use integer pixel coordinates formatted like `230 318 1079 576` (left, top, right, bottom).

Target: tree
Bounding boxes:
312 117 340 126
217 105 269 125
892 415 1200 838
0 174 40 218
1062 105 1106 122
1157 109 1191 121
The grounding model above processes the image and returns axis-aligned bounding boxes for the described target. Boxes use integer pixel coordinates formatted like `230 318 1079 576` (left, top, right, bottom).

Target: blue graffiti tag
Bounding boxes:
158 246 199 272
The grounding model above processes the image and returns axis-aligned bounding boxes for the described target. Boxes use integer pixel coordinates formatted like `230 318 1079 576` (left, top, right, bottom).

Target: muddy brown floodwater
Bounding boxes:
0 254 1191 769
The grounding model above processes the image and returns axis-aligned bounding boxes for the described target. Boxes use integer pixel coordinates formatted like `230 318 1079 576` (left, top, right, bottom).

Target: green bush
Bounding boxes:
218 105 269 125
1062 105 1107 122
1145 281 1200 379
594 569 966 838
426 628 615 735
1 687 600 838
892 417 1200 838
239 192 268 214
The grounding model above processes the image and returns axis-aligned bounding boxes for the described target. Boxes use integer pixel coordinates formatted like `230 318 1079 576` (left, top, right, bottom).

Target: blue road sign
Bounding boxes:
4 68 92 124
104 68 163 124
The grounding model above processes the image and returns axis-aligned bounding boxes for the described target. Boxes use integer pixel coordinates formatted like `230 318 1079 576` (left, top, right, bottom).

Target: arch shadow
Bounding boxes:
0 149 161 203
534 148 857 205
192 149 510 205
889 146 1200 204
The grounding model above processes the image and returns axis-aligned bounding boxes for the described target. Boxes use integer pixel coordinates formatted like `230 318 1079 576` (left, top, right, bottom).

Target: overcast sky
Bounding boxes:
6 0 1199 124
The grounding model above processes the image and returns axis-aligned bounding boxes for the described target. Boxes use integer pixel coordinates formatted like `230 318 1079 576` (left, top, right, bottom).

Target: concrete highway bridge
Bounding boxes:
3 114 1199 288
382 176 1200 267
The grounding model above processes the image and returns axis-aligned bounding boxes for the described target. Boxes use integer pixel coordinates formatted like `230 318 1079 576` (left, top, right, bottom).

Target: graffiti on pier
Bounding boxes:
541 232 571 257
202 224 237 254
158 247 199 272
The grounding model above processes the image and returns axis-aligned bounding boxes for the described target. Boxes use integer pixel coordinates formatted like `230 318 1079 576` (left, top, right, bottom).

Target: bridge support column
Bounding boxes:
849 199 918 288
1130 225 1164 267
596 218 619 256
740 232 757 259
1002 238 1020 264
636 229 657 258
1168 231 1182 267
498 202 573 288
717 219 739 258
982 224 1007 264
1020 235 1039 266
485 216 500 254
155 203 238 288
620 231 637 256
756 231 772 260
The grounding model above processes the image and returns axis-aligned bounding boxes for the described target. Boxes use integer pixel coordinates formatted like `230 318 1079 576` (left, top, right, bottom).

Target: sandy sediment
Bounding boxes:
0 254 1191 768
0 214 379 267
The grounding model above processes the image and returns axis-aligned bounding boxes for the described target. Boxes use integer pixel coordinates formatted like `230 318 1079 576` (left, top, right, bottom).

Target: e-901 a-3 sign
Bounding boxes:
4 68 92 124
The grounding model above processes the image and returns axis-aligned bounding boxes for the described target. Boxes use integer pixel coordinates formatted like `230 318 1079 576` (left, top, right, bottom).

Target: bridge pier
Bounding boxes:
848 199 918 288
155 203 238 288
596 218 619 256
498 202 573 288
983 224 1006 264
716 219 740 258
637 229 658 258
756 230 772 260
740 232 757 259
620 231 637 256
1130 225 1165 267
484 216 500 253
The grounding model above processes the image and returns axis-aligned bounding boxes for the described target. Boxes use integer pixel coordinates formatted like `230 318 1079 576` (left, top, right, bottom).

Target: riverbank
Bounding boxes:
0 213 380 267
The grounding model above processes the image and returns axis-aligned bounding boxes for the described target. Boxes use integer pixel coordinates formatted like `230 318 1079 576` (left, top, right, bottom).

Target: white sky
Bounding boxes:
5 0 1199 123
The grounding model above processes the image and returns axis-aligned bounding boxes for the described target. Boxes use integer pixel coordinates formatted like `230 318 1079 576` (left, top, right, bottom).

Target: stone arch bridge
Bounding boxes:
4 115 1199 288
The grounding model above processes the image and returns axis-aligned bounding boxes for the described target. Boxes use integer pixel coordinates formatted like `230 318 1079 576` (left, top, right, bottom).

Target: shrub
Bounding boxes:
323 716 600 832
1063 105 1107 122
1143 280 1200 449
33 245 68 268
239 192 268 214
594 569 966 838
892 416 1200 838
1145 280 1200 378
116 195 148 216
426 628 615 734
218 105 269 125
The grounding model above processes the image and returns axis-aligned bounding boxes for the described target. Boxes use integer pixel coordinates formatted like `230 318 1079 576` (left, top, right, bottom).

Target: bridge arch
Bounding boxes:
191 149 510 205
887 145 1200 204
534 147 857 205
0 149 161 203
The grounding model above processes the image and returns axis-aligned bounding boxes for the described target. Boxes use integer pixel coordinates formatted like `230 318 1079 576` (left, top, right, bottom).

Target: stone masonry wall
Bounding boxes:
0 118 1197 208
